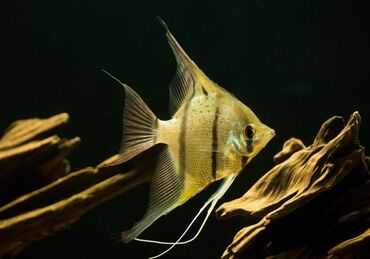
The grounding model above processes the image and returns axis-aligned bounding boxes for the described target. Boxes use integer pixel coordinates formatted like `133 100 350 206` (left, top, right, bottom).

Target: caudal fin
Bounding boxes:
103 70 158 165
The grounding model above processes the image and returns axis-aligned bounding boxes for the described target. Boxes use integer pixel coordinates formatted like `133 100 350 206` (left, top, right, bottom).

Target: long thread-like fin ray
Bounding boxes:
134 198 214 245
121 147 184 243
102 70 158 165
135 174 236 258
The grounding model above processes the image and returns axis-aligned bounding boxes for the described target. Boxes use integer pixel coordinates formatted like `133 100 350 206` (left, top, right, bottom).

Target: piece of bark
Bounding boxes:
217 112 370 258
0 167 152 257
0 113 69 150
272 138 306 164
327 228 370 258
0 114 161 257
0 113 80 205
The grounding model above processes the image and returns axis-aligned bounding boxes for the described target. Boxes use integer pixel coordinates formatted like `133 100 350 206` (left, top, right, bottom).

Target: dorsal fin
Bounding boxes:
158 18 204 116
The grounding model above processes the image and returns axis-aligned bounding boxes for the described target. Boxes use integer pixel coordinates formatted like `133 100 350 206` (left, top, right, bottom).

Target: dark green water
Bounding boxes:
1 1 369 258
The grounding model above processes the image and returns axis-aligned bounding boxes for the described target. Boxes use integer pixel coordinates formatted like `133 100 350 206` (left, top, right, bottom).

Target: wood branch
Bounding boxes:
1 112 369 258
0 113 80 205
0 113 161 257
217 112 370 258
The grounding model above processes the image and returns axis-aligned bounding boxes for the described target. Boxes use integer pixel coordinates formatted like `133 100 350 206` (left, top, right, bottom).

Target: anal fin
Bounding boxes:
121 146 184 243
136 174 237 259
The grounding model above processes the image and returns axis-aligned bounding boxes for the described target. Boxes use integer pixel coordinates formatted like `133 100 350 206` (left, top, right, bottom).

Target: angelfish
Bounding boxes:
105 19 275 257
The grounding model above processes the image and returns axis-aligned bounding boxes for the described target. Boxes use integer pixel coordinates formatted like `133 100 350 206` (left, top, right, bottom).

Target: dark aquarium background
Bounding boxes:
1 1 369 258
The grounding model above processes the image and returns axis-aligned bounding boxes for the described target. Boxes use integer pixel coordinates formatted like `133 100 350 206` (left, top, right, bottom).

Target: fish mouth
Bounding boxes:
269 129 276 138
256 127 275 148
267 128 276 143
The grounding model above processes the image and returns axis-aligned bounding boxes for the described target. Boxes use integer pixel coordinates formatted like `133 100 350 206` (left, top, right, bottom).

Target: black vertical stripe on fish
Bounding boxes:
242 156 248 166
246 140 254 153
201 85 208 96
211 107 219 179
178 105 188 175
178 74 195 175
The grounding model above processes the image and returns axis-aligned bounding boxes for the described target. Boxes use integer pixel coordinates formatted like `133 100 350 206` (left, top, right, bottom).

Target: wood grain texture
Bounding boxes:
0 113 161 257
217 112 370 258
0 112 368 258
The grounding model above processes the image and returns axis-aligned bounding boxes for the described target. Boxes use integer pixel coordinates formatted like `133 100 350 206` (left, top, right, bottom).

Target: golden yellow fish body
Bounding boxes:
106 19 275 244
160 76 273 207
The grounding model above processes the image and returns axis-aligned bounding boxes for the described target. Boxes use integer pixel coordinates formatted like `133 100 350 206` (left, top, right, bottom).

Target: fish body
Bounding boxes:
108 20 275 244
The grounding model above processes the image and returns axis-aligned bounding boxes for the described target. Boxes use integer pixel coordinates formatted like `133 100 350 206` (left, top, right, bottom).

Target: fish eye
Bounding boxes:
243 124 255 139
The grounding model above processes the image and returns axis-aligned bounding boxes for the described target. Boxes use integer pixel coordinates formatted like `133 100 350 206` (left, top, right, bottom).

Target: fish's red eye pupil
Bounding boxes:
243 124 254 139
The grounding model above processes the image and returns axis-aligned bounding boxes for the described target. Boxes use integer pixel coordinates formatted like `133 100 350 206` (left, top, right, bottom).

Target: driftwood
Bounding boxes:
0 113 162 257
0 112 369 258
217 112 370 258
0 113 79 205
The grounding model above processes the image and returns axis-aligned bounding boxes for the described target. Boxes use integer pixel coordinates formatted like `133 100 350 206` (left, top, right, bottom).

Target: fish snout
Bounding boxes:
270 129 276 138
259 126 275 146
